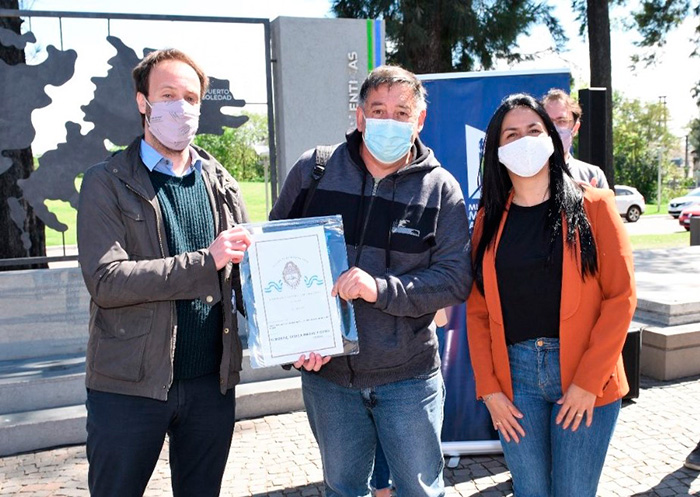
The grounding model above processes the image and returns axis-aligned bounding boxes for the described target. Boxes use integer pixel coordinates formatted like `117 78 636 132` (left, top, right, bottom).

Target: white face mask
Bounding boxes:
498 134 554 178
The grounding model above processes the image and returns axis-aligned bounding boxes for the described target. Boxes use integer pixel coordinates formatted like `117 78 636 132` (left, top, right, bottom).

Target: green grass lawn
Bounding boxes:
44 181 270 247
43 182 691 251
239 181 271 223
629 231 690 250
642 202 669 216
44 198 78 247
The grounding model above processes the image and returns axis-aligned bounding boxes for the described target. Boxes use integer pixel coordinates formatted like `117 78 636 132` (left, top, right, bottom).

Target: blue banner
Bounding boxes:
420 69 570 448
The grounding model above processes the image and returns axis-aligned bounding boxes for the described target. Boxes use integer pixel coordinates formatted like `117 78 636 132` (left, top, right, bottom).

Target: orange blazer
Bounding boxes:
467 187 636 407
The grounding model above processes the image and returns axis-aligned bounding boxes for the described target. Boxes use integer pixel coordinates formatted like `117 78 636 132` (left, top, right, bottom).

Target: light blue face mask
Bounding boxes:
363 115 415 164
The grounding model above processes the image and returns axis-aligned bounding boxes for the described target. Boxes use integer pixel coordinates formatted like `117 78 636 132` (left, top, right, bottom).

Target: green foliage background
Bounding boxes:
331 0 567 73
612 93 692 202
194 113 268 182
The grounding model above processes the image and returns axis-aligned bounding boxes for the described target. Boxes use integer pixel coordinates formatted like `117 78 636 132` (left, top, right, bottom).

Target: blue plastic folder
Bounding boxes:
240 215 359 368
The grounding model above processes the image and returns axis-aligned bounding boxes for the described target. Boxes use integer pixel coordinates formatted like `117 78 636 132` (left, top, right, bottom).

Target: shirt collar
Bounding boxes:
139 139 202 176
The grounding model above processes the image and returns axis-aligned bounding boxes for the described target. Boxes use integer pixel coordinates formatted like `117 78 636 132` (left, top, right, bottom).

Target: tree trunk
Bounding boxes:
0 1 46 270
396 0 453 74
586 0 615 188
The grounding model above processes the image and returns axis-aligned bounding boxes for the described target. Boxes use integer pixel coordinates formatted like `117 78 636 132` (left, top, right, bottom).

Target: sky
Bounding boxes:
14 0 700 152
492 2 700 139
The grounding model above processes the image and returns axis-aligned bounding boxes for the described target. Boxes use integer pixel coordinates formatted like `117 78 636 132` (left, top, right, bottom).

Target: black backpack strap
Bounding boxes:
301 145 333 217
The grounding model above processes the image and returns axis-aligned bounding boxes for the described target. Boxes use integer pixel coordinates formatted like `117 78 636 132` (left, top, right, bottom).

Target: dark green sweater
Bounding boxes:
149 169 222 379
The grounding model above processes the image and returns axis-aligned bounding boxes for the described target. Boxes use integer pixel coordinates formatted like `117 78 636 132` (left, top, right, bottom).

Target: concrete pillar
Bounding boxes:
271 17 385 187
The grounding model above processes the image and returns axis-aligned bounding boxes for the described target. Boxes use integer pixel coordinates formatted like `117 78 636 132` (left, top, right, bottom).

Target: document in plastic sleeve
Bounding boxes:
239 216 359 368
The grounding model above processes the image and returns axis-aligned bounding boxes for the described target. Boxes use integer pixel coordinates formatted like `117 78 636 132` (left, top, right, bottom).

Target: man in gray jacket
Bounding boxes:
77 48 251 496
270 65 471 497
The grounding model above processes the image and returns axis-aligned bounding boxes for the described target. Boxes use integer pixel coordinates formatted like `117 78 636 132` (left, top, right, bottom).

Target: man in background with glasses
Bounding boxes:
543 89 610 189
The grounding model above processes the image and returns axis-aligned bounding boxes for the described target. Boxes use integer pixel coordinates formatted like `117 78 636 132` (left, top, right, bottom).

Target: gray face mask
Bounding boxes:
497 134 554 177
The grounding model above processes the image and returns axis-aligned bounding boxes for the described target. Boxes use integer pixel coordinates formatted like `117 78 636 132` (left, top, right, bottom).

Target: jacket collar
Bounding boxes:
108 137 156 201
139 139 203 176
108 137 232 199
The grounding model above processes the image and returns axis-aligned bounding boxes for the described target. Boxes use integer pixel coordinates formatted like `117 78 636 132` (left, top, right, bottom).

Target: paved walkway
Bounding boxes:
1 374 699 496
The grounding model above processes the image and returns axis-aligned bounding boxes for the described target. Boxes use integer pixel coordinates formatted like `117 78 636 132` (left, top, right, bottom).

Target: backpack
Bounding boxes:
301 145 333 217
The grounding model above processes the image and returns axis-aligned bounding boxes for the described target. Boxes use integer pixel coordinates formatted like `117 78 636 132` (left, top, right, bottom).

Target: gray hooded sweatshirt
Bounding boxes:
270 130 472 388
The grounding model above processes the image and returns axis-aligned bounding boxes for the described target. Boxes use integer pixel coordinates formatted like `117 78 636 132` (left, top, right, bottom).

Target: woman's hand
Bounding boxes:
556 383 596 431
483 392 526 443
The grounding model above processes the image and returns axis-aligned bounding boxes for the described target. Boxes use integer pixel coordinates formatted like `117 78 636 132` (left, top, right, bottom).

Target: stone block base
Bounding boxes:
641 323 700 380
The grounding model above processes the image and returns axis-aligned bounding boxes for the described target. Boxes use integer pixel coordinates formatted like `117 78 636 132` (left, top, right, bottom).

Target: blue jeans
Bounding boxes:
86 373 235 497
500 338 620 497
371 440 392 490
302 369 445 497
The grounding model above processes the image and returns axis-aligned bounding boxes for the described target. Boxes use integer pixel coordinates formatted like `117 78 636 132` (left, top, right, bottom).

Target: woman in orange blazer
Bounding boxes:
467 94 636 497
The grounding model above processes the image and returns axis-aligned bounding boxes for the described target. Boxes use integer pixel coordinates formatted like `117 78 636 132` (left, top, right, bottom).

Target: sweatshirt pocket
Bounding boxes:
92 305 154 382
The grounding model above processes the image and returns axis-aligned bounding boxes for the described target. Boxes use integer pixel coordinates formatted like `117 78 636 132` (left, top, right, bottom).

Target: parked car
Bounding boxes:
679 204 700 231
668 187 700 218
614 185 646 222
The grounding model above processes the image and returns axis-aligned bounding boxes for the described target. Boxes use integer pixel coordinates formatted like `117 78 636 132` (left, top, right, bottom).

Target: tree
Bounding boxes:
613 93 679 201
333 1 620 186
626 1 700 189
570 0 700 188
585 0 614 186
331 0 567 73
0 0 46 269
571 0 620 187
194 113 268 182
632 0 700 102
689 116 700 183
690 117 700 155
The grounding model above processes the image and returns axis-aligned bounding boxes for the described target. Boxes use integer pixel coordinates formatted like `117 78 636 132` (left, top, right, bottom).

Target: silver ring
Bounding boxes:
575 413 583 417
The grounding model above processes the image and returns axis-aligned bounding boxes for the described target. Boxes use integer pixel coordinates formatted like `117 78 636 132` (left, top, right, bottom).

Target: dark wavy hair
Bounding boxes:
473 93 598 294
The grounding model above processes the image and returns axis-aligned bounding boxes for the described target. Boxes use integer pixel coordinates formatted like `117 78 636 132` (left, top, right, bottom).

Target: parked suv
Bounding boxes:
614 185 646 222
668 187 700 218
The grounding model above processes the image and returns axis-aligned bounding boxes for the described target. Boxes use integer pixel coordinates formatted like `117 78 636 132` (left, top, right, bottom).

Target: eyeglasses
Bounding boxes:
553 117 574 128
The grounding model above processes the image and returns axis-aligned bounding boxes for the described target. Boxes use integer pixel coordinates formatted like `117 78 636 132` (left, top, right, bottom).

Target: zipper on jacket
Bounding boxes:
347 178 383 387
353 178 381 265
207 173 232 390
346 356 355 388
169 325 177 388
125 182 175 392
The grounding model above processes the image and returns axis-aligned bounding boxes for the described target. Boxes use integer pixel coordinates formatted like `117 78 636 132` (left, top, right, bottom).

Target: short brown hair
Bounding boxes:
542 88 582 123
132 48 209 100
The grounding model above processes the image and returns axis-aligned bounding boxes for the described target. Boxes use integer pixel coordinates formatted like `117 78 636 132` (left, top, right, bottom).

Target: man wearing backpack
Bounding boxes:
270 65 471 497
